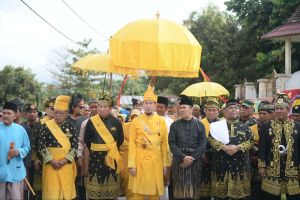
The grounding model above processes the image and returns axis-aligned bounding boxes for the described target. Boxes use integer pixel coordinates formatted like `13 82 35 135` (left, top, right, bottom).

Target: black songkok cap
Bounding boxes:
225 99 240 108
3 102 18 112
157 96 169 107
132 98 142 106
179 95 193 107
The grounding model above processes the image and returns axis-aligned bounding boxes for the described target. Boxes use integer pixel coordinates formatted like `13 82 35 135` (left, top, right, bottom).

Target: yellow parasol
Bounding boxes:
72 53 140 76
109 14 202 78
181 82 229 97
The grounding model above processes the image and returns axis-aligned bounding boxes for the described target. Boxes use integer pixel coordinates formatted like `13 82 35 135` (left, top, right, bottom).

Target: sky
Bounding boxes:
0 0 226 83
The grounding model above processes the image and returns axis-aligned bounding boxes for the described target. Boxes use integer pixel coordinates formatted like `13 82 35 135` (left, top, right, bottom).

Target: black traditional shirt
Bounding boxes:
84 114 124 183
258 119 300 195
38 120 78 164
168 117 207 161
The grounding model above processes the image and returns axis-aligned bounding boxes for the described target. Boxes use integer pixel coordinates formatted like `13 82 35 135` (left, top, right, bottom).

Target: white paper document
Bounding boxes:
209 119 229 144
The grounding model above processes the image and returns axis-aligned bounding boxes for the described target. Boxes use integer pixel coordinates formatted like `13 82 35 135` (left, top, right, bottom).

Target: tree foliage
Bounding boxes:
0 65 43 106
155 2 300 96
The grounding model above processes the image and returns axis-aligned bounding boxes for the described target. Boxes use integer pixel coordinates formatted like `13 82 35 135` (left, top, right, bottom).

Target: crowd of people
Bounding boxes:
0 85 300 200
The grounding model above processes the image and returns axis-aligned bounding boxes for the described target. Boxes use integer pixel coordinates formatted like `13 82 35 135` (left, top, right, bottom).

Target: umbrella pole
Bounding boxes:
109 73 113 93
102 73 107 93
150 76 156 87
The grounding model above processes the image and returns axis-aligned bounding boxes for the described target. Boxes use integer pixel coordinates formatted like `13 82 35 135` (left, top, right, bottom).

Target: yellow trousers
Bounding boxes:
127 193 159 200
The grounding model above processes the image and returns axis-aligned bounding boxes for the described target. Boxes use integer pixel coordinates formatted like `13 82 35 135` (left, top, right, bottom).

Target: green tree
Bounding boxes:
0 65 43 106
225 0 300 73
50 39 104 100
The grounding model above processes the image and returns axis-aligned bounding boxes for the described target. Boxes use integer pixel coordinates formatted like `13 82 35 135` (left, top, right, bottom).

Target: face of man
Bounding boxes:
82 106 91 118
53 110 67 124
240 105 252 119
192 108 200 118
156 103 167 116
2 109 16 125
89 102 99 116
72 100 84 116
98 101 111 118
291 114 300 122
275 106 289 121
133 103 142 111
205 107 219 121
224 105 240 121
258 110 270 123
26 110 38 122
0 111 2 122
45 106 54 119
179 104 193 120
268 110 276 120
143 101 156 115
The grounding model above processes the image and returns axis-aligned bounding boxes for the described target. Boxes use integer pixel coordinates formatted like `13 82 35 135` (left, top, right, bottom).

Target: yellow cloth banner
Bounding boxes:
90 115 122 174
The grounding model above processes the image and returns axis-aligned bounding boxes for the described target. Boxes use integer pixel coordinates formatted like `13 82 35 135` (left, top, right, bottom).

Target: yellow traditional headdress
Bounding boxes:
54 95 70 111
143 85 157 102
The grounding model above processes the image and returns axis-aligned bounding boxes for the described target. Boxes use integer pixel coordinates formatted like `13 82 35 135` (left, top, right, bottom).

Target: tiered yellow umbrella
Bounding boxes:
72 53 140 76
109 14 202 78
181 82 229 97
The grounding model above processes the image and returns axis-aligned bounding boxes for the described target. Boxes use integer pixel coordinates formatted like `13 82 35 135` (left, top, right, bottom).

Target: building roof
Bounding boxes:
262 5 300 41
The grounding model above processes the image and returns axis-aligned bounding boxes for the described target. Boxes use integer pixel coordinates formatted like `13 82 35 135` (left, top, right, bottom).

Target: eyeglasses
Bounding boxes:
54 111 66 116
76 105 85 109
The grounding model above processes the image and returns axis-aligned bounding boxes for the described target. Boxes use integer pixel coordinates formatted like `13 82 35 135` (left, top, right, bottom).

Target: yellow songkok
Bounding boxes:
54 95 70 111
143 85 157 102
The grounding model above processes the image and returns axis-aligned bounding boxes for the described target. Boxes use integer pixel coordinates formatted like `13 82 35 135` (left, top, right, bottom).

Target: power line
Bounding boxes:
19 0 94 51
61 0 109 39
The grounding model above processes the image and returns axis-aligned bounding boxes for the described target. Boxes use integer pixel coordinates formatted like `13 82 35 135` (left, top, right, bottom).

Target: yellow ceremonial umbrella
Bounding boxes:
109 14 202 78
181 82 229 97
72 53 140 76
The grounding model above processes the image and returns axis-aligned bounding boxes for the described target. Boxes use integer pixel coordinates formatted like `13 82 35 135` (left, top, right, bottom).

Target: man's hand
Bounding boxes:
8 149 19 159
77 156 83 168
225 145 240 156
129 168 137 176
163 167 167 176
34 160 42 171
50 159 61 170
180 156 194 168
58 159 69 167
258 168 266 178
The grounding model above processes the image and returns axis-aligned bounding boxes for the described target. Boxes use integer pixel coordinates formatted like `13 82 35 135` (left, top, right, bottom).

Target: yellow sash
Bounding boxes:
250 124 259 144
90 115 122 174
40 116 50 125
201 118 210 137
45 119 71 152
43 119 76 200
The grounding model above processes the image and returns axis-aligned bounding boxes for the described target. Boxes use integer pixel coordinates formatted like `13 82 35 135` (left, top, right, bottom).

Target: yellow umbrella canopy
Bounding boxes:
181 82 229 97
72 53 140 76
109 18 202 77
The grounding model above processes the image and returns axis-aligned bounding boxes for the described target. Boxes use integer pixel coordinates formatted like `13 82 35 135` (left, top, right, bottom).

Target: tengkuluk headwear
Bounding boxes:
206 97 220 109
54 95 70 111
273 93 290 108
99 93 114 106
225 99 240 108
143 85 157 102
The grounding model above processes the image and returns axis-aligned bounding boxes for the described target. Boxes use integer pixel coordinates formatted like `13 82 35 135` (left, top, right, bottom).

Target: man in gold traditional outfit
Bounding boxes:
258 94 300 200
128 85 168 200
39 95 78 200
208 99 254 200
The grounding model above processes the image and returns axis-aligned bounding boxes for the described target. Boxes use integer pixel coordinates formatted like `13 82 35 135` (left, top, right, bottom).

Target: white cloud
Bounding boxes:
0 0 226 83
